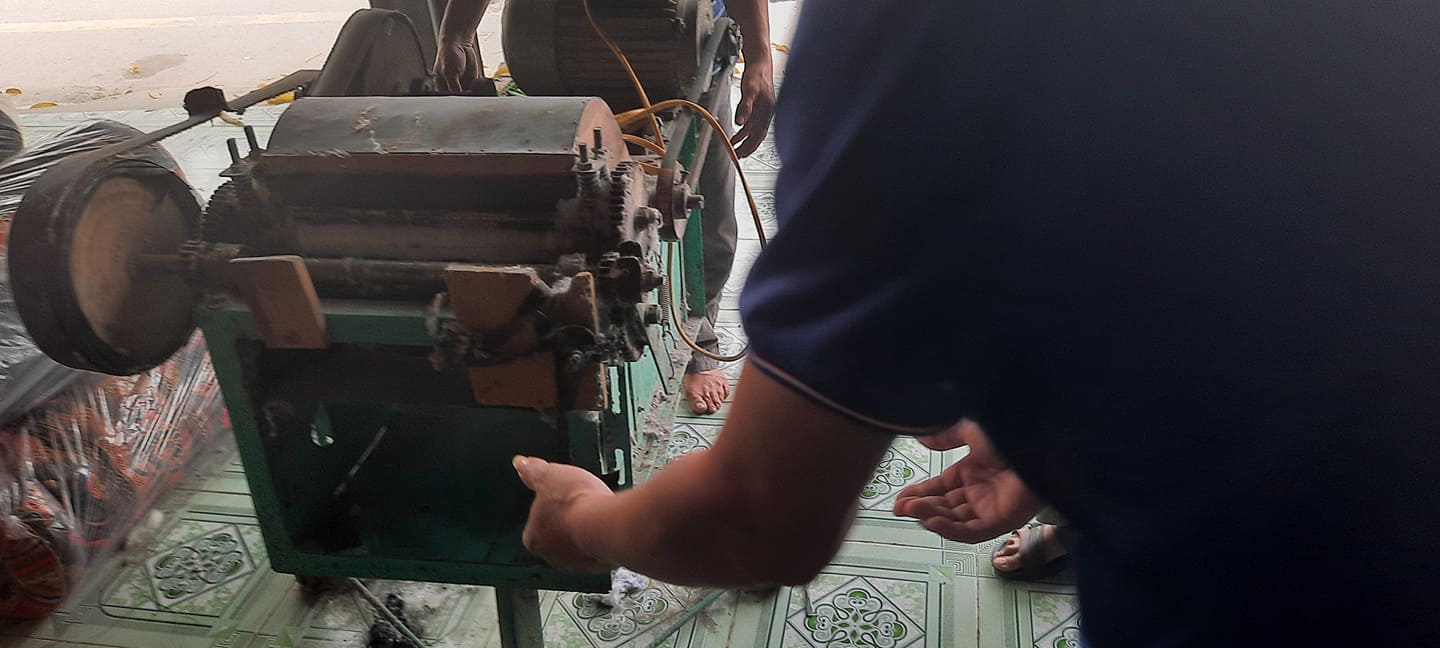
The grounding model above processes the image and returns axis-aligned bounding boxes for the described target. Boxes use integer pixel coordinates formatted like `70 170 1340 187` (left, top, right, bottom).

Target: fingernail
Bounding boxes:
512 455 527 469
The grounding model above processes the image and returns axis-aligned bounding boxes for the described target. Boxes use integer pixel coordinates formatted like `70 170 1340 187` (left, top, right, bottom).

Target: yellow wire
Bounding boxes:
622 134 667 156
624 98 768 247
581 0 665 145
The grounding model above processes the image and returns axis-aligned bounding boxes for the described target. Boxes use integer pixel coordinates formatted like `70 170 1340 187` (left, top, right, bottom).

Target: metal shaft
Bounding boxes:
496 587 546 648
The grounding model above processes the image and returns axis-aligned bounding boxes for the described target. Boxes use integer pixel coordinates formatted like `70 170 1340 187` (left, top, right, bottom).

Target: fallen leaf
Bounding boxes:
266 91 295 105
3 88 20 96
147 92 162 99
773 44 790 53
29 102 58 109
128 64 141 75
124 89 134 94
219 112 245 127
494 63 510 77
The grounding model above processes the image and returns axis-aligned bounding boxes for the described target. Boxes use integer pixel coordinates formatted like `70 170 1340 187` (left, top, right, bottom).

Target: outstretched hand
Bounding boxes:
893 421 1043 543
513 456 615 573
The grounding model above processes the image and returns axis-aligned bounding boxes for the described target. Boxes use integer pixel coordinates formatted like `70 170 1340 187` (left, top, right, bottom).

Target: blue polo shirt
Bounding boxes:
741 1 1440 645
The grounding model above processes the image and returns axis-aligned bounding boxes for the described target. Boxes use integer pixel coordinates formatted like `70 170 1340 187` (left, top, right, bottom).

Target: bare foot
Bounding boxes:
683 369 730 414
992 523 1069 576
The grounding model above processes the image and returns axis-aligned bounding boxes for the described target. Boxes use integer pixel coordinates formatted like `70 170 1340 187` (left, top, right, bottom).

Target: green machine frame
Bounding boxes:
193 20 740 648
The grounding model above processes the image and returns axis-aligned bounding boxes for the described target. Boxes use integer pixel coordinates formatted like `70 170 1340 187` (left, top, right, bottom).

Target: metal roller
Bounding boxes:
502 0 712 110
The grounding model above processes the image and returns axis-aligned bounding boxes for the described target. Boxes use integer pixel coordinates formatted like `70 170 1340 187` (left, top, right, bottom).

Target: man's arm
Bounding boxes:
515 364 893 586
435 0 489 91
722 0 776 157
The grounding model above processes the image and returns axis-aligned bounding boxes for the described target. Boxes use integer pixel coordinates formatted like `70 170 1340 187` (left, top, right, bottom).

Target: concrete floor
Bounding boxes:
0 0 506 112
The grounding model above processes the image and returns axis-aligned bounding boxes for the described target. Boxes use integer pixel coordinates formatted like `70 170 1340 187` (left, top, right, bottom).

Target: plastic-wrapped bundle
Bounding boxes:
0 98 19 164
0 333 227 618
0 120 183 425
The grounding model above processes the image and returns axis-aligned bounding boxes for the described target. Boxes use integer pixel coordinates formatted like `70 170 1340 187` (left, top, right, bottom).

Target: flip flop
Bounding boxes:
990 522 1072 581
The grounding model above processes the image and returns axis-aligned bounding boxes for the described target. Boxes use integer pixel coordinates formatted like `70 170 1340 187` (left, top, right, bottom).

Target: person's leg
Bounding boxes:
683 80 738 415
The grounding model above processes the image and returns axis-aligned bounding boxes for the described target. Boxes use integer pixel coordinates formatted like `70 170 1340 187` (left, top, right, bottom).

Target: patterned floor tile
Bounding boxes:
542 582 715 648
783 576 923 648
666 422 720 461
735 185 777 242
721 239 765 310
115 521 264 617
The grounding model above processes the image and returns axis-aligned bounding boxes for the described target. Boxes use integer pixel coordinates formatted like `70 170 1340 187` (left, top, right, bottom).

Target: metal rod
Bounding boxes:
645 589 727 648
495 587 546 648
660 18 737 172
348 577 428 647
243 125 260 152
333 425 389 497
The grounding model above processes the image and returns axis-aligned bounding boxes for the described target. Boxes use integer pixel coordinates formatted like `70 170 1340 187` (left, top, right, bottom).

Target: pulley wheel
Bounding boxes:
9 147 202 375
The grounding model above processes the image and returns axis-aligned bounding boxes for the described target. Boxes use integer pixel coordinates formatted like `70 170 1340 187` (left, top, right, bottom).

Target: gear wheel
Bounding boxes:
608 162 634 227
202 179 262 246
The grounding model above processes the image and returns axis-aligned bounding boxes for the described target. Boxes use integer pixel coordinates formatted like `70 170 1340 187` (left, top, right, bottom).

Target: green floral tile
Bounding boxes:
784 577 922 648
542 582 705 648
100 518 268 622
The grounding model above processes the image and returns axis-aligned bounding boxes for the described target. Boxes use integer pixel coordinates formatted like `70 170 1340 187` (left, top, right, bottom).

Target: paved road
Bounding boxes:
0 0 507 112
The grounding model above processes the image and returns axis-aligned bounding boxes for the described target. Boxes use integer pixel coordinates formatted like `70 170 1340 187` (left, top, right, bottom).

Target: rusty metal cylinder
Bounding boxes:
501 0 712 111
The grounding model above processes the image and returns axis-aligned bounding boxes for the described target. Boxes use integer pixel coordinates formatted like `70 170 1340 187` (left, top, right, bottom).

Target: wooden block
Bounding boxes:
445 265 544 332
467 352 558 409
228 256 328 349
570 362 608 411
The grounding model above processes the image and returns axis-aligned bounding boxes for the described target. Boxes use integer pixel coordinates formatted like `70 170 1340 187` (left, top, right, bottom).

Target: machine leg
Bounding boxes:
496 587 546 648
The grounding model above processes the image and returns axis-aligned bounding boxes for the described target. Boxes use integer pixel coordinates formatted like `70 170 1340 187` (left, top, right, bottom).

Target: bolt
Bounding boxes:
593 127 604 152
243 125 259 152
565 352 585 373
577 143 593 172
226 138 240 165
643 304 663 325
686 194 705 211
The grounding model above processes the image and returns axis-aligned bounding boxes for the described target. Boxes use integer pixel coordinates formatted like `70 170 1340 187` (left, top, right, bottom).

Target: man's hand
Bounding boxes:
435 35 483 92
513 456 615 572
893 421 1043 543
732 53 776 158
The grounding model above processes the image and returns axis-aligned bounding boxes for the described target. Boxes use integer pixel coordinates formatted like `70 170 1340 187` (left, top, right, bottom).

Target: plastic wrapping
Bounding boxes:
0 333 227 619
0 119 221 618
0 120 182 425
0 97 19 164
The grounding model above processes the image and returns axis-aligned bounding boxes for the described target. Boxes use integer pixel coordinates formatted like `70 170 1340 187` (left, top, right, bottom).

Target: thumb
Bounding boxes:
513 455 547 490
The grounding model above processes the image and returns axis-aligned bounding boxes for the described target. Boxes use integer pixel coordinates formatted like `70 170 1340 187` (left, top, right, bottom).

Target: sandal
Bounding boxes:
990 522 1072 581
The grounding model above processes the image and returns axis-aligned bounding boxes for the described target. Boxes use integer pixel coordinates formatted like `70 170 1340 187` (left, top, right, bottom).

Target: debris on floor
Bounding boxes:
584 567 650 608
366 592 425 648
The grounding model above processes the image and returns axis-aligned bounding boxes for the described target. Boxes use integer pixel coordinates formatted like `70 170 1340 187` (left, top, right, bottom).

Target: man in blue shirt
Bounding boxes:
512 1 1440 644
